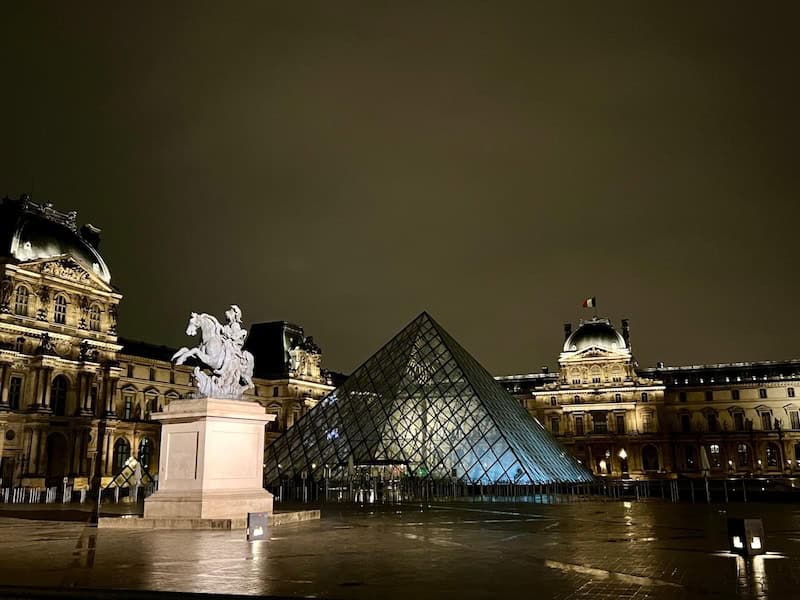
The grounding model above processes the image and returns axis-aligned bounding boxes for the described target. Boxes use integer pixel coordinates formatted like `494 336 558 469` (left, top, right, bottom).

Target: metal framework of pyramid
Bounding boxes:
264 313 592 486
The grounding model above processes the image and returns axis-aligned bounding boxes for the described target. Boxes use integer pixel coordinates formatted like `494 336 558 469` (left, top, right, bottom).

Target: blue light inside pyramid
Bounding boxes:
264 313 593 487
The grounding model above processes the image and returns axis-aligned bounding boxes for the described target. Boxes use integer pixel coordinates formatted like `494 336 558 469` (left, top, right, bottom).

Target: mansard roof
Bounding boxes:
0 195 111 283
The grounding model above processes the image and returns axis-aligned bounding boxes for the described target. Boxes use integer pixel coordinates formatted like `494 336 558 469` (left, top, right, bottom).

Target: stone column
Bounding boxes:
42 367 53 410
27 429 39 473
0 363 8 409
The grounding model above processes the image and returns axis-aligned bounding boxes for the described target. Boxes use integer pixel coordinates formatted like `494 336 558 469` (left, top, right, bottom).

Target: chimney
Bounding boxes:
80 224 102 250
621 318 631 349
563 323 572 341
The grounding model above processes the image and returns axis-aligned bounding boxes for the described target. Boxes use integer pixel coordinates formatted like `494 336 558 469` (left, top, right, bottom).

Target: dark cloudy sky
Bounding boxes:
1 2 798 375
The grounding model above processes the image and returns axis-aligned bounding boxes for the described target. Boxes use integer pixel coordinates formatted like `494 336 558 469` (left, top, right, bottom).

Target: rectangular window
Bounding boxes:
592 413 608 434
640 392 648 403
592 377 601 384
550 396 557 406
734 412 745 431
732 389 740 400
679 391 687 403
549 417 560 434
614 393 622 403
681 414 691 433
707 413 718 432
642 412 652 432
791 411 800 430
789 387 796 398
709 444 721 468
761 412 772 430
759 388 767 399
574 416 584 436
169 370 175 384
127 364 134 378
572 378 581 385
273 386 279 397
8 376 22 410
149 368 156 382
123 395 133 420
615 414 625 434
705 391 713 402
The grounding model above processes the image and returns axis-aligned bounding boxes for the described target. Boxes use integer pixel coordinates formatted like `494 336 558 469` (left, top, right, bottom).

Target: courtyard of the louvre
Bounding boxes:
0 500 797 599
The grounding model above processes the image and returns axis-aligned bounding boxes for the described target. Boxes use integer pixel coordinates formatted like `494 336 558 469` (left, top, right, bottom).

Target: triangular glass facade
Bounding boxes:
264 313 592 486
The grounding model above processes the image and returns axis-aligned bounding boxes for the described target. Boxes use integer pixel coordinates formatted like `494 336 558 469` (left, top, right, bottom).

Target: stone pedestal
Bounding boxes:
144 397 274 522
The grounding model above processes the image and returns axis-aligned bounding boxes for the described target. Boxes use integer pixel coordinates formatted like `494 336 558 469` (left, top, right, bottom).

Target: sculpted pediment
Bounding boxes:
24 256 112 291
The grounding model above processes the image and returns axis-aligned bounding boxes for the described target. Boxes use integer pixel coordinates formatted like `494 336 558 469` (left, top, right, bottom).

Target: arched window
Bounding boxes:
138 437 153 470
642 445 659 471
89 304 101 331
14 286 29 316
53 295 67 324
737 443 751 467
709 444 721 468
766 443 780 468
113 438 131 472
51 375 69 416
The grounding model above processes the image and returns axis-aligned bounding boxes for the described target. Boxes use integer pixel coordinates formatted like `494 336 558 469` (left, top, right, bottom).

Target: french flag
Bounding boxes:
582 297 596 309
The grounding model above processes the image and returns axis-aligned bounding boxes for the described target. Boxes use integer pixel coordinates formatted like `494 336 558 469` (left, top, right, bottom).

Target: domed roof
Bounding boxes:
563 318 626 353
0 197 111 284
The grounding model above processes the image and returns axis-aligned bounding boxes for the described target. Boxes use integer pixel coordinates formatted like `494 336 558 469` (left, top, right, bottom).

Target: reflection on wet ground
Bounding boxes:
0 501 798 599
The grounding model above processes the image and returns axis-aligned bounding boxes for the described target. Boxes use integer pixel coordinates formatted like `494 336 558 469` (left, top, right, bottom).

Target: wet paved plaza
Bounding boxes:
0 500 798 599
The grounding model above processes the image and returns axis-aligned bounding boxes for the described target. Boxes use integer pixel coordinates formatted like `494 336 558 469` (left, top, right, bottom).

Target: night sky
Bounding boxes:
1 3 798 375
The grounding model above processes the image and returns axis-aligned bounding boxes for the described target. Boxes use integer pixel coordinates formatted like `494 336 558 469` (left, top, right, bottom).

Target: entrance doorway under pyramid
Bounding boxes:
264 313 592 488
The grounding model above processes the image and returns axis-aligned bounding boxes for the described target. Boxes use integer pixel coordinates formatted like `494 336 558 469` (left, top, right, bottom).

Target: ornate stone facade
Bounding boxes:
0 196 336 489
498 316 800 481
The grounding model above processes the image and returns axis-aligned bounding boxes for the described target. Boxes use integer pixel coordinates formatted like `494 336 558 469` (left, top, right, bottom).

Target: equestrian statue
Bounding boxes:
172 304 255 399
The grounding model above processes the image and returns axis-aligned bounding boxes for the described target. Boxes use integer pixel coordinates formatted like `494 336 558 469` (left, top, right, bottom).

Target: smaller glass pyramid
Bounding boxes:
264 313 592 486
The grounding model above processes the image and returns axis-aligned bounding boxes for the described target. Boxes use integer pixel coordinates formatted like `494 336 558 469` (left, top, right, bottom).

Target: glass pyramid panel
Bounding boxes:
263 313 592 487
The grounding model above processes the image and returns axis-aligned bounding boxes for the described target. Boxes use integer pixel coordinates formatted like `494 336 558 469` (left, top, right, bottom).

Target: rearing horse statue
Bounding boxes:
172 307 255 399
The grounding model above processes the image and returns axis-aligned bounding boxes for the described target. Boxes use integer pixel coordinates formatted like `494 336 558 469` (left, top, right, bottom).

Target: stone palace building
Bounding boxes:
0 196 337 489
498 318 800 481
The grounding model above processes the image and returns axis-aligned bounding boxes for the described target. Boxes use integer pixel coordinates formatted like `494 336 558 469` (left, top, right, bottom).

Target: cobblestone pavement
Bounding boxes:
0 500 797 599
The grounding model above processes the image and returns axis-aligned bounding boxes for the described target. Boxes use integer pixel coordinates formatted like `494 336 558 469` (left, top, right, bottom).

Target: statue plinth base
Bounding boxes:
143 397 274 523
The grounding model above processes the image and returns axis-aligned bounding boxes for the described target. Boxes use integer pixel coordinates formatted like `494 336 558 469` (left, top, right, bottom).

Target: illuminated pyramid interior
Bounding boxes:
264 312 592 486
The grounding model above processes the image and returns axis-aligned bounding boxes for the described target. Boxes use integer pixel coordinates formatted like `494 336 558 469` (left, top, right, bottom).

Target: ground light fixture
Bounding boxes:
728 518 766 556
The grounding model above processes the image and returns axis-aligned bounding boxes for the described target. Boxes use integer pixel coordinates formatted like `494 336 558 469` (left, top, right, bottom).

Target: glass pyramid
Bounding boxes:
264 312 592 486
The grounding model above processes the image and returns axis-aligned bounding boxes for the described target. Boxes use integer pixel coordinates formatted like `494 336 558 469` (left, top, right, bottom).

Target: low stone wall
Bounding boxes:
98 509 320 530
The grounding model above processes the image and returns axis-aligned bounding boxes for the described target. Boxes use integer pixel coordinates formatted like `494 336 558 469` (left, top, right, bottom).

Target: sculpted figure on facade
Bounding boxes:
172 305 255 399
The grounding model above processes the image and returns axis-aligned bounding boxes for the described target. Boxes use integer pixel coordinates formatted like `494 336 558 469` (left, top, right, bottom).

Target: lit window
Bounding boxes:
709 444 721 468
737 443 751 467
53 295 67 324
14 286 29 316
766 443 779 468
